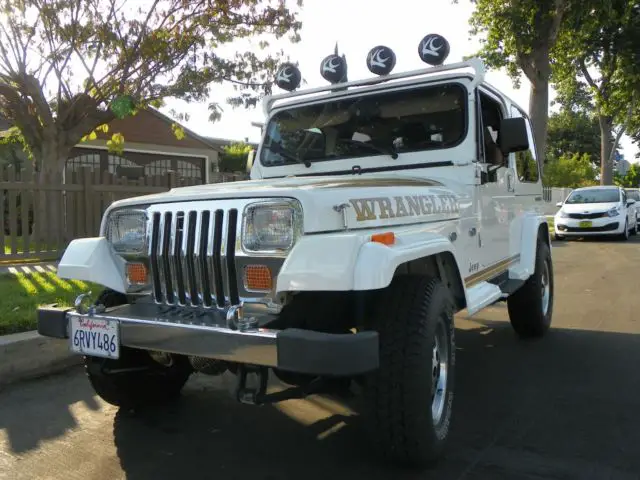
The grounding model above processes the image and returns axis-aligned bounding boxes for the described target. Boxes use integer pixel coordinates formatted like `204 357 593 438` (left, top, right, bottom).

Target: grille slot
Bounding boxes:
568 212 606 219
149 208 239 308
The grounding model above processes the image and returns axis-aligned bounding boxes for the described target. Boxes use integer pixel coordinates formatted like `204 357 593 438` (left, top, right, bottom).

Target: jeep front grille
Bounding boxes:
148 208 240 308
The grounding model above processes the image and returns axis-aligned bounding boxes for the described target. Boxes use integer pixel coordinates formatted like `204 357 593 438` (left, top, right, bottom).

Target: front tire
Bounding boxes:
85 348 193 409
619 220 629 241
363 275 455 467
84 289 193 409
507 238 553 338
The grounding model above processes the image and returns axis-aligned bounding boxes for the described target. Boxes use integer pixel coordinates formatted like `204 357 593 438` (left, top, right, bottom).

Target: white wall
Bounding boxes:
542 187 573 215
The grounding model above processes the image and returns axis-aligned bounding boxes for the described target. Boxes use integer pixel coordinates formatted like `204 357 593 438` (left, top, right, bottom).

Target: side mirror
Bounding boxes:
627 199 636 206
556 202 563 207
498 117 529 154
246 149 255 173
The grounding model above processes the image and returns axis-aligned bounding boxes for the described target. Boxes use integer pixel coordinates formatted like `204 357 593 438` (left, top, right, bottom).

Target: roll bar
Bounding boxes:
262 57 486 116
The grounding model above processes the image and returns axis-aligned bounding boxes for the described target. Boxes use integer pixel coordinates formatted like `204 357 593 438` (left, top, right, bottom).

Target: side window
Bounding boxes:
479 92 506 183
510 106 539 183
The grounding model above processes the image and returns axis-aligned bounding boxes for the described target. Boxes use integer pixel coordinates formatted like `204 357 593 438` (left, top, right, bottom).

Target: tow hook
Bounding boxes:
235 365 269 405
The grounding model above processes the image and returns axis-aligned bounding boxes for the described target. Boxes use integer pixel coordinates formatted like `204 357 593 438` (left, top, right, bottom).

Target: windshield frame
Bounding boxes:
258 81 469 168
564 188 621 204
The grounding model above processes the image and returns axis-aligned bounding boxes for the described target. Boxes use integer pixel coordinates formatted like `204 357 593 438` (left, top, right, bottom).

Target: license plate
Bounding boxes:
578 221 592 228
69 315 120 359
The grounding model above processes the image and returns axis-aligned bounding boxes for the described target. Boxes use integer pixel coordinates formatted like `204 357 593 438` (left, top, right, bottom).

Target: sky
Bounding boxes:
161 0 638 162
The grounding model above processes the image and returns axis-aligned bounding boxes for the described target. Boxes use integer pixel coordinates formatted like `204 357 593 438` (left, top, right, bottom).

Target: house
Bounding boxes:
71 107 224 183
1 107 254 183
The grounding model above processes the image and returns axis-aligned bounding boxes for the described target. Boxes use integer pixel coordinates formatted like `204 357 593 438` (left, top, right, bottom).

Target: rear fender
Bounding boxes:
509 214 550 281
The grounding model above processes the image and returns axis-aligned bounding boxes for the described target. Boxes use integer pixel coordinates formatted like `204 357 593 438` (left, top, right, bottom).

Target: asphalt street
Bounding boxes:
2 235 640 479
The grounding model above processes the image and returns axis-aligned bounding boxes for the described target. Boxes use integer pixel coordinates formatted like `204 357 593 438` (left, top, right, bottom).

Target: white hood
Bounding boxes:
108 174 472 233
560 202 619 214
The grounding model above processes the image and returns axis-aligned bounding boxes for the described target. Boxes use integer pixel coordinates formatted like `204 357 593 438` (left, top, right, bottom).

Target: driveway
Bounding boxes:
1 236 640 479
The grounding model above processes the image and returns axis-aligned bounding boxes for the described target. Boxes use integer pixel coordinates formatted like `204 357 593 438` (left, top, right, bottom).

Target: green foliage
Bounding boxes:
0 0 304 172
219 142 253 172
546 109 618 164
613 163 640 188
542 152 598 187
551 0 639 180
466 0 568 87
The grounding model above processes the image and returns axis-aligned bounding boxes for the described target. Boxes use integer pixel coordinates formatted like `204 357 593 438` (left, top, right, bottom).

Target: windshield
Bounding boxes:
626 190 640 201
565 189 620 204
259 83 467 167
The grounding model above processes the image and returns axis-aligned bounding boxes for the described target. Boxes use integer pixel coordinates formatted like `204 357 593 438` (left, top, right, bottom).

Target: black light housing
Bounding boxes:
274 63 302 91
320 53 348 84
366 45 396 76
418 34 450 66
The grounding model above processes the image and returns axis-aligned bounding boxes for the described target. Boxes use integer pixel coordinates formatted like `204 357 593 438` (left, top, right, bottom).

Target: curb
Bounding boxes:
0 330 81 389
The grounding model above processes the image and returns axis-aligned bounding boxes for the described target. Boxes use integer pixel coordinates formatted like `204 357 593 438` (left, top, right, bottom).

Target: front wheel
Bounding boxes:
363 275 456 467
84 288 193 409
619 220 629 241
507 239 553 338
85 348 193 409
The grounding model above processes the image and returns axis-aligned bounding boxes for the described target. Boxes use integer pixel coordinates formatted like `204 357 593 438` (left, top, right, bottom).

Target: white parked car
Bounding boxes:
554 186 637 240
625 189 640 225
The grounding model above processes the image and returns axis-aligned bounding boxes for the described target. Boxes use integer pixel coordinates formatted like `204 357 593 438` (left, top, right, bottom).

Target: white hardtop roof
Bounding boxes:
263 57 526 119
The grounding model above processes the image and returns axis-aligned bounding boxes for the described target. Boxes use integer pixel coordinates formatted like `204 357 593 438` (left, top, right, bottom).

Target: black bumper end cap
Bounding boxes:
37 304 72 339
276 328 379 376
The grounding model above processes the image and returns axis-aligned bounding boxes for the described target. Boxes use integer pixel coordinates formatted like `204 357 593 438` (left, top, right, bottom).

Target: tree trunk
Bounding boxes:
598 116 614 185
529 77 549 175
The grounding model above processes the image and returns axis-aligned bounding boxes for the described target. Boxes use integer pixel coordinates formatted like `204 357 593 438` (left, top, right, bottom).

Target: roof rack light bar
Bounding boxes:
263 57 486 116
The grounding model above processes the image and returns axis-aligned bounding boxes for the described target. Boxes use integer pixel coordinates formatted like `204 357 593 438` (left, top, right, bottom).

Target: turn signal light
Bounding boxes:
244 264 273 291
371 232 395 245
126 262 148 285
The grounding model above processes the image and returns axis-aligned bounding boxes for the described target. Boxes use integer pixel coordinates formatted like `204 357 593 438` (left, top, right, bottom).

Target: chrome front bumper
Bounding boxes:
37 301 379 376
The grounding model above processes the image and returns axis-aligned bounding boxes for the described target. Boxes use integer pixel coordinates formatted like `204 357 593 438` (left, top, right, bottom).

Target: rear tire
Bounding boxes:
507 239 553 338
363 275 456 467
84 289 193 409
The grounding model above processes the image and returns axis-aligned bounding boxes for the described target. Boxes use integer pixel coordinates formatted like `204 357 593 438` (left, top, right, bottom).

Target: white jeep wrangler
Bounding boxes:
37 35 554 468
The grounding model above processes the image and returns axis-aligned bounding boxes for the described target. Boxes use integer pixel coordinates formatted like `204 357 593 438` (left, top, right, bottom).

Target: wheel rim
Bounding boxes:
431 319 449 425
541 258 550 316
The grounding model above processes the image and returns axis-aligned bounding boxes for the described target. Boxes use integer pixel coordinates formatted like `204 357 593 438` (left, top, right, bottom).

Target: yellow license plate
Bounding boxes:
579 221 592 228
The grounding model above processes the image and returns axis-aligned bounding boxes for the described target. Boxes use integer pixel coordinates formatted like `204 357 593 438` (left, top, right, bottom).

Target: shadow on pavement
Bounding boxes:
112 319 640 480
0 366 101 454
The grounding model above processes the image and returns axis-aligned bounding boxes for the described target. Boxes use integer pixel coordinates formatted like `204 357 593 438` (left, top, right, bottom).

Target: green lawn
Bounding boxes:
0 269 98 335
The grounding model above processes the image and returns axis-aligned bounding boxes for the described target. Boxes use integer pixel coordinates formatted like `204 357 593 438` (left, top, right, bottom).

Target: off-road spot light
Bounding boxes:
418 34 450 66
366 45 396 76
274 63 302 91
320 53 348 84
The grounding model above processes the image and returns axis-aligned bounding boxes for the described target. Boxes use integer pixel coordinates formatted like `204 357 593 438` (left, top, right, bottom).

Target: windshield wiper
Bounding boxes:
339 138 399 160
264 142 311 168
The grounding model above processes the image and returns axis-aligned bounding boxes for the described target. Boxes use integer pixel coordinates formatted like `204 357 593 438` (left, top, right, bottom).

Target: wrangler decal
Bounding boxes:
348 194 459 222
